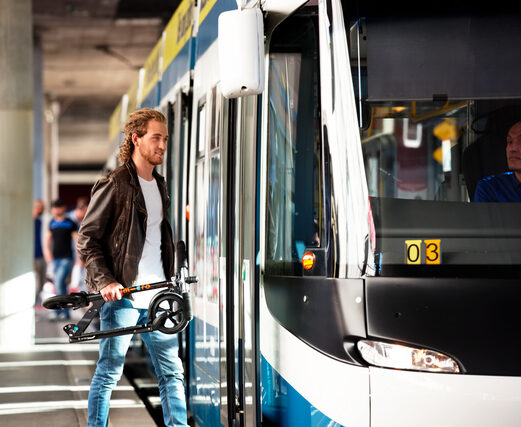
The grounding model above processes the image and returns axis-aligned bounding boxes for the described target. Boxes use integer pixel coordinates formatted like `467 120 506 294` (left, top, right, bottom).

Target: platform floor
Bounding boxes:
0 307 158 427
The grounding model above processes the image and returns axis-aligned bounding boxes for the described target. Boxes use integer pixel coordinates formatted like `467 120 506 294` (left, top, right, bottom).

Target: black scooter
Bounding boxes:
43 241 197 343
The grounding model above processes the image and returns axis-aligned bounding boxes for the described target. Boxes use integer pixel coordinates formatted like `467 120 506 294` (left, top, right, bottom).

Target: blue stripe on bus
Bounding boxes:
191 316 220 380
160 40 192 101
140 84 159 109
261 355 345 427
188 315 221 426
195 0 236 61
187 315 343 426
189 362 222 427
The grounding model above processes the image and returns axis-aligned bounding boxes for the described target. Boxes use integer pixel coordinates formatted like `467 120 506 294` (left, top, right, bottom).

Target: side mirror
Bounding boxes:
218 8 264 98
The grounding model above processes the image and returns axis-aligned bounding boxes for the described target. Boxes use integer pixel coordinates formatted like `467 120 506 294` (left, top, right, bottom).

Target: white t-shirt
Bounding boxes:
132 176 166 308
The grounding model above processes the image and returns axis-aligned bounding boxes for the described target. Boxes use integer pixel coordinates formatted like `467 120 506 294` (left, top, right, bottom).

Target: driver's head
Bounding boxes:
506 121 521 172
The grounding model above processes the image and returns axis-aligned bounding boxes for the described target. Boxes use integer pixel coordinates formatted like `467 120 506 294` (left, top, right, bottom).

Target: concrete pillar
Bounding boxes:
33 37 44 200
0 0 35 348
50 101 60 201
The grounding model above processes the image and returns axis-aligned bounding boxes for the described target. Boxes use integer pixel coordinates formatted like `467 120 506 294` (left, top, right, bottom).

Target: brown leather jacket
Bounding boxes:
77 160 175 292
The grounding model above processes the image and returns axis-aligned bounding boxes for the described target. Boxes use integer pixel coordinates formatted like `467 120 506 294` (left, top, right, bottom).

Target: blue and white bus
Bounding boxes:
110 0 521 425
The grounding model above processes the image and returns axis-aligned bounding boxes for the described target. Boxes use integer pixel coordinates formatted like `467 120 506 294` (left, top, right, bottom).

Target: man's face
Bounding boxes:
33 200 44 217
506 122 521 172
133 120 168 166
74 206 87 222
51 205 66 219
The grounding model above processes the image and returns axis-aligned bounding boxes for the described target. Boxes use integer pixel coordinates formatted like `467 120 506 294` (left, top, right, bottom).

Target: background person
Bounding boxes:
33 199 46 306
67 196 89 226
43 198 78 320
77 108 187 427
68 196 89 292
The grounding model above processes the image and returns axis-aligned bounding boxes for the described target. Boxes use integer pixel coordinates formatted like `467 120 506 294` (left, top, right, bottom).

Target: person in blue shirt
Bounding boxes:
474 121 521 202
43 199 78 320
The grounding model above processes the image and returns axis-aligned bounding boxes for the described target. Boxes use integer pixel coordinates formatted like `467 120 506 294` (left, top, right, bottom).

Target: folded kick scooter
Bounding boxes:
43 241 197 343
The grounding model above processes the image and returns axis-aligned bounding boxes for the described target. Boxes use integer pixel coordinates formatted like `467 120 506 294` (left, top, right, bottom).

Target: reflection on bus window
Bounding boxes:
204 89 220 304
206 153 219 303
265 16 321 276
194 91 221 302
194 101 206 297
194 162 205 297
361 103 468 202
197 103 206 157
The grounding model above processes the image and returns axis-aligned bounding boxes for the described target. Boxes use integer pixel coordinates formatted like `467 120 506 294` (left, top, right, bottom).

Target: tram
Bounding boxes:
107 0 521 425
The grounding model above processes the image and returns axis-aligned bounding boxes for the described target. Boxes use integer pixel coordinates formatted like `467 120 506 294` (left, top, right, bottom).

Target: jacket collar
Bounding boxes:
125 159 168 214
125 159 163 186
125 159 139 188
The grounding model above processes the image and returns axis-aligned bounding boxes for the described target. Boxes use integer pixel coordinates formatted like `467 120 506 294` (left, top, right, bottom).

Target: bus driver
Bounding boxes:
474 121 521 202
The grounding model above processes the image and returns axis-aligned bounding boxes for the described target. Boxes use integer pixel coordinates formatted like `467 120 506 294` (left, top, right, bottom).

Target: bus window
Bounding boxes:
193 90 221 302
361 104 469 202
194 100 206 297
206 88 220 304
265 15 322 276
345 8 521 276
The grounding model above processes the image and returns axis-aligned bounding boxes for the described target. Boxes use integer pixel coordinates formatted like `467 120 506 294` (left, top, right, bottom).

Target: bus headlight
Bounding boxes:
357 340 460 373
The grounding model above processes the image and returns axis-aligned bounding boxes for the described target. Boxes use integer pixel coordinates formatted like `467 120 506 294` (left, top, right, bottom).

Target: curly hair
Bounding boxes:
119 108 167 164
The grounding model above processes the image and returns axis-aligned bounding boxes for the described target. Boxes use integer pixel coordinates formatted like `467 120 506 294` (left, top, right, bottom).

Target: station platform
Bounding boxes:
0 306 163 427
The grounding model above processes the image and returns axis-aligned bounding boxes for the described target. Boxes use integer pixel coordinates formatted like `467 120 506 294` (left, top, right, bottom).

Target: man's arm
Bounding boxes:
76 176 119 292
43 230 53 264
100 282 124 301
71 230 82 266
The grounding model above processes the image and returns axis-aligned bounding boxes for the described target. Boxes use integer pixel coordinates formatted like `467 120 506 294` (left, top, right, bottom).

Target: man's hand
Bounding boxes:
100 282 124 302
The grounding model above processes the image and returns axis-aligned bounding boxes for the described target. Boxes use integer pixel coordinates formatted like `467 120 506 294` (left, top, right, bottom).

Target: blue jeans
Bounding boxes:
53 257 73 318
87 298 187 427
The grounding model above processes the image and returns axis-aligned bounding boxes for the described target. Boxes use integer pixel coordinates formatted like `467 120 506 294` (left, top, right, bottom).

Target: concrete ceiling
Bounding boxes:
33 0 180 172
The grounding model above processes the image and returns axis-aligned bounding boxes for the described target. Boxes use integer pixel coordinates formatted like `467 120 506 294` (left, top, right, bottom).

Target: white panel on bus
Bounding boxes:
370 367 521 427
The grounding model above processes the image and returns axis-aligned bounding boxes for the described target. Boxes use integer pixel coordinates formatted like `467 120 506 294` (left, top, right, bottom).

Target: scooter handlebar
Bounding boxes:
176 240 188 271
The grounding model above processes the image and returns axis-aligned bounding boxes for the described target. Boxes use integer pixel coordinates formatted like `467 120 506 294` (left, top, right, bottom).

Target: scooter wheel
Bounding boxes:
43 293 88 310
148 292 188 334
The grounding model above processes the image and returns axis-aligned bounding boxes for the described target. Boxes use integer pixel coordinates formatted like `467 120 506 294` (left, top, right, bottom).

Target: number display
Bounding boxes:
405 240 422 265
424 239 441 265
405 239 441 265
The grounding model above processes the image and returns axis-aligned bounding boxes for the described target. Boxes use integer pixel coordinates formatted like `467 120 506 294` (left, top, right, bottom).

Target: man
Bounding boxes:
77 108 187 427
43 199 78 320
67 197 89 292
67 196 89 226
33 199 46 305
474 121 521 202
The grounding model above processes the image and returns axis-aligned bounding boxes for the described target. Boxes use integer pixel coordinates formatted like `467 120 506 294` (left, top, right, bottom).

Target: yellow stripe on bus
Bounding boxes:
198 0 218 26
162 0 194 73
142 39 163 101
109 100 123 141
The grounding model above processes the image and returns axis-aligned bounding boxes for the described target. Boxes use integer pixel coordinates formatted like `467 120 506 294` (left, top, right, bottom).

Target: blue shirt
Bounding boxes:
474 172 521 202
34 217 43 259
49 218 78 259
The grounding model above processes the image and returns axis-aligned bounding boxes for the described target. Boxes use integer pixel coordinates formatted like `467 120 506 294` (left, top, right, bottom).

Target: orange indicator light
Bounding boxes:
186 204 190 222
302 252 315 270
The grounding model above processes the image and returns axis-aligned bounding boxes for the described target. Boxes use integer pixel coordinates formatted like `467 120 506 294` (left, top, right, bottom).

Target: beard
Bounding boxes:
138 146 164 166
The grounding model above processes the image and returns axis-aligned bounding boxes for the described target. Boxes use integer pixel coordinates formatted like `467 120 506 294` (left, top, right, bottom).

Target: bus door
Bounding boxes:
220 94 260 426
166 89 192 387
189 87 222 426
167 90 191 245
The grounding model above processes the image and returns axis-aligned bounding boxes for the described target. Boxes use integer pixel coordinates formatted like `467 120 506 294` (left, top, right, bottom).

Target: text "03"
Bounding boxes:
405 239 441 265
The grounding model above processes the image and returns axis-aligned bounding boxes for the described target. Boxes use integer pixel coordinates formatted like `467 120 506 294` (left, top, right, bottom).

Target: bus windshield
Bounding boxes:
347 9 521 277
